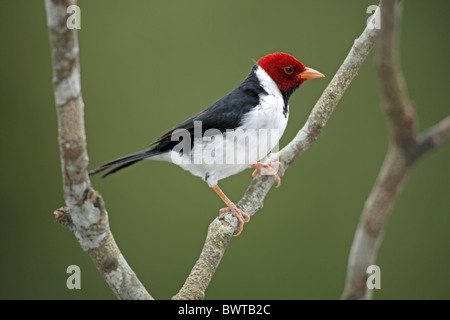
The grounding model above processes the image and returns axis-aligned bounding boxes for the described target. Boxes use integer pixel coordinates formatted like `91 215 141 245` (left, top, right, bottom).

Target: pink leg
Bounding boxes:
212 185 250 237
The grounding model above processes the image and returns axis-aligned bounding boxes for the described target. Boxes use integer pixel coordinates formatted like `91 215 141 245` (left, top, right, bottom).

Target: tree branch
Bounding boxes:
417 115 450 158
46 0 152 300
172 7 381 300
341 0 450 300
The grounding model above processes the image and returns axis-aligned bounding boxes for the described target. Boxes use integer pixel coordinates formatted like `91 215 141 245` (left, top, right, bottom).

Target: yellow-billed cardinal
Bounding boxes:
90 52 324 236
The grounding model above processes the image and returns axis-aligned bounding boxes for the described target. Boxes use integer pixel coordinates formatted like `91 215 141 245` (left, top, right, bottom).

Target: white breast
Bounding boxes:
240 66 288 143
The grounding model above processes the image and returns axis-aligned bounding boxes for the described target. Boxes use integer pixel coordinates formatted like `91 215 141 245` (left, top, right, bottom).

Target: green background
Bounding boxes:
1 0 449 300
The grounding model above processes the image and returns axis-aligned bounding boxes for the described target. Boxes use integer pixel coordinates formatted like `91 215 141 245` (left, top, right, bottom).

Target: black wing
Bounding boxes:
151 65 265 153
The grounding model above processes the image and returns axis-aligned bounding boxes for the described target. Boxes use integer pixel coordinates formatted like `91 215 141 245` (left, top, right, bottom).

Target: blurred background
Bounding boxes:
0 0 449 300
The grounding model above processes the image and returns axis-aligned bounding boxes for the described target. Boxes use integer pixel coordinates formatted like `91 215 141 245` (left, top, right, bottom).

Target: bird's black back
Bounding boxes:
150 65 267 153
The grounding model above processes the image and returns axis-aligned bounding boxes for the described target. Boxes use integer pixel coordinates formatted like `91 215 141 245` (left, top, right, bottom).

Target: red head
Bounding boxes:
257 52 324 92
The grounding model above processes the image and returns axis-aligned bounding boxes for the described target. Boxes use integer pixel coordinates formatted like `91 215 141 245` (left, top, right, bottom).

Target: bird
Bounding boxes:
89 52 324 236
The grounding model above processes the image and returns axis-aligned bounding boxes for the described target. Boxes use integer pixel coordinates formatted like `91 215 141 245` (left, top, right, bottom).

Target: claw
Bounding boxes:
219 205 250 236
250 161 282 187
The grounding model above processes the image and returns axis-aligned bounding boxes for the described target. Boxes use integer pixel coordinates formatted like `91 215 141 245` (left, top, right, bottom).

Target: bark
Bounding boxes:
46 0 153 300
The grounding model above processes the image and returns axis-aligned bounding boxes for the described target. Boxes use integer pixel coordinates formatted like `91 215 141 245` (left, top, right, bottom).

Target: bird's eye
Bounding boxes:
284 66 293 74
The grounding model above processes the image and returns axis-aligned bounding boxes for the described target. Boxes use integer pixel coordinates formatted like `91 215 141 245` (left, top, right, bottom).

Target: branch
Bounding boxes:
417 115 450 158
341 0 450 300
172 8 381 300
46 0 152 300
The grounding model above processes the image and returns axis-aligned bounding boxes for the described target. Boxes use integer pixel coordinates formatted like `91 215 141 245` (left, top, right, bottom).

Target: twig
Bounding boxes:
341 0 450 300
172 7 381 300
46 0 152 300
416 115 450 158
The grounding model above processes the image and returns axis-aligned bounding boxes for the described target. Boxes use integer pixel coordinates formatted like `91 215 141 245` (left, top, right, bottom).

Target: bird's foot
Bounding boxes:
219 204 250 237
250 161 282 187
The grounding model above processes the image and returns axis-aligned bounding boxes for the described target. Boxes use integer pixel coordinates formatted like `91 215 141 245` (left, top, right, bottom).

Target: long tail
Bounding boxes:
89 149 158 178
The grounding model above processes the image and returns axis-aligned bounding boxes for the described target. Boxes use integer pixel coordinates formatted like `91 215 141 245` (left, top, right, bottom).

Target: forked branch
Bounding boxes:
341 0 450 300
46 0 152 300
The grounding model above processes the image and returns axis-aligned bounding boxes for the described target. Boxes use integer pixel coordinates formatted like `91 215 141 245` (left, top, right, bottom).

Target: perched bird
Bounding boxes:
89 52 324 236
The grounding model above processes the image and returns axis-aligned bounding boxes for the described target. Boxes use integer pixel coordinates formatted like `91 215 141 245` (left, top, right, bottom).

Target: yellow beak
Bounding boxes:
299 67 325 80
